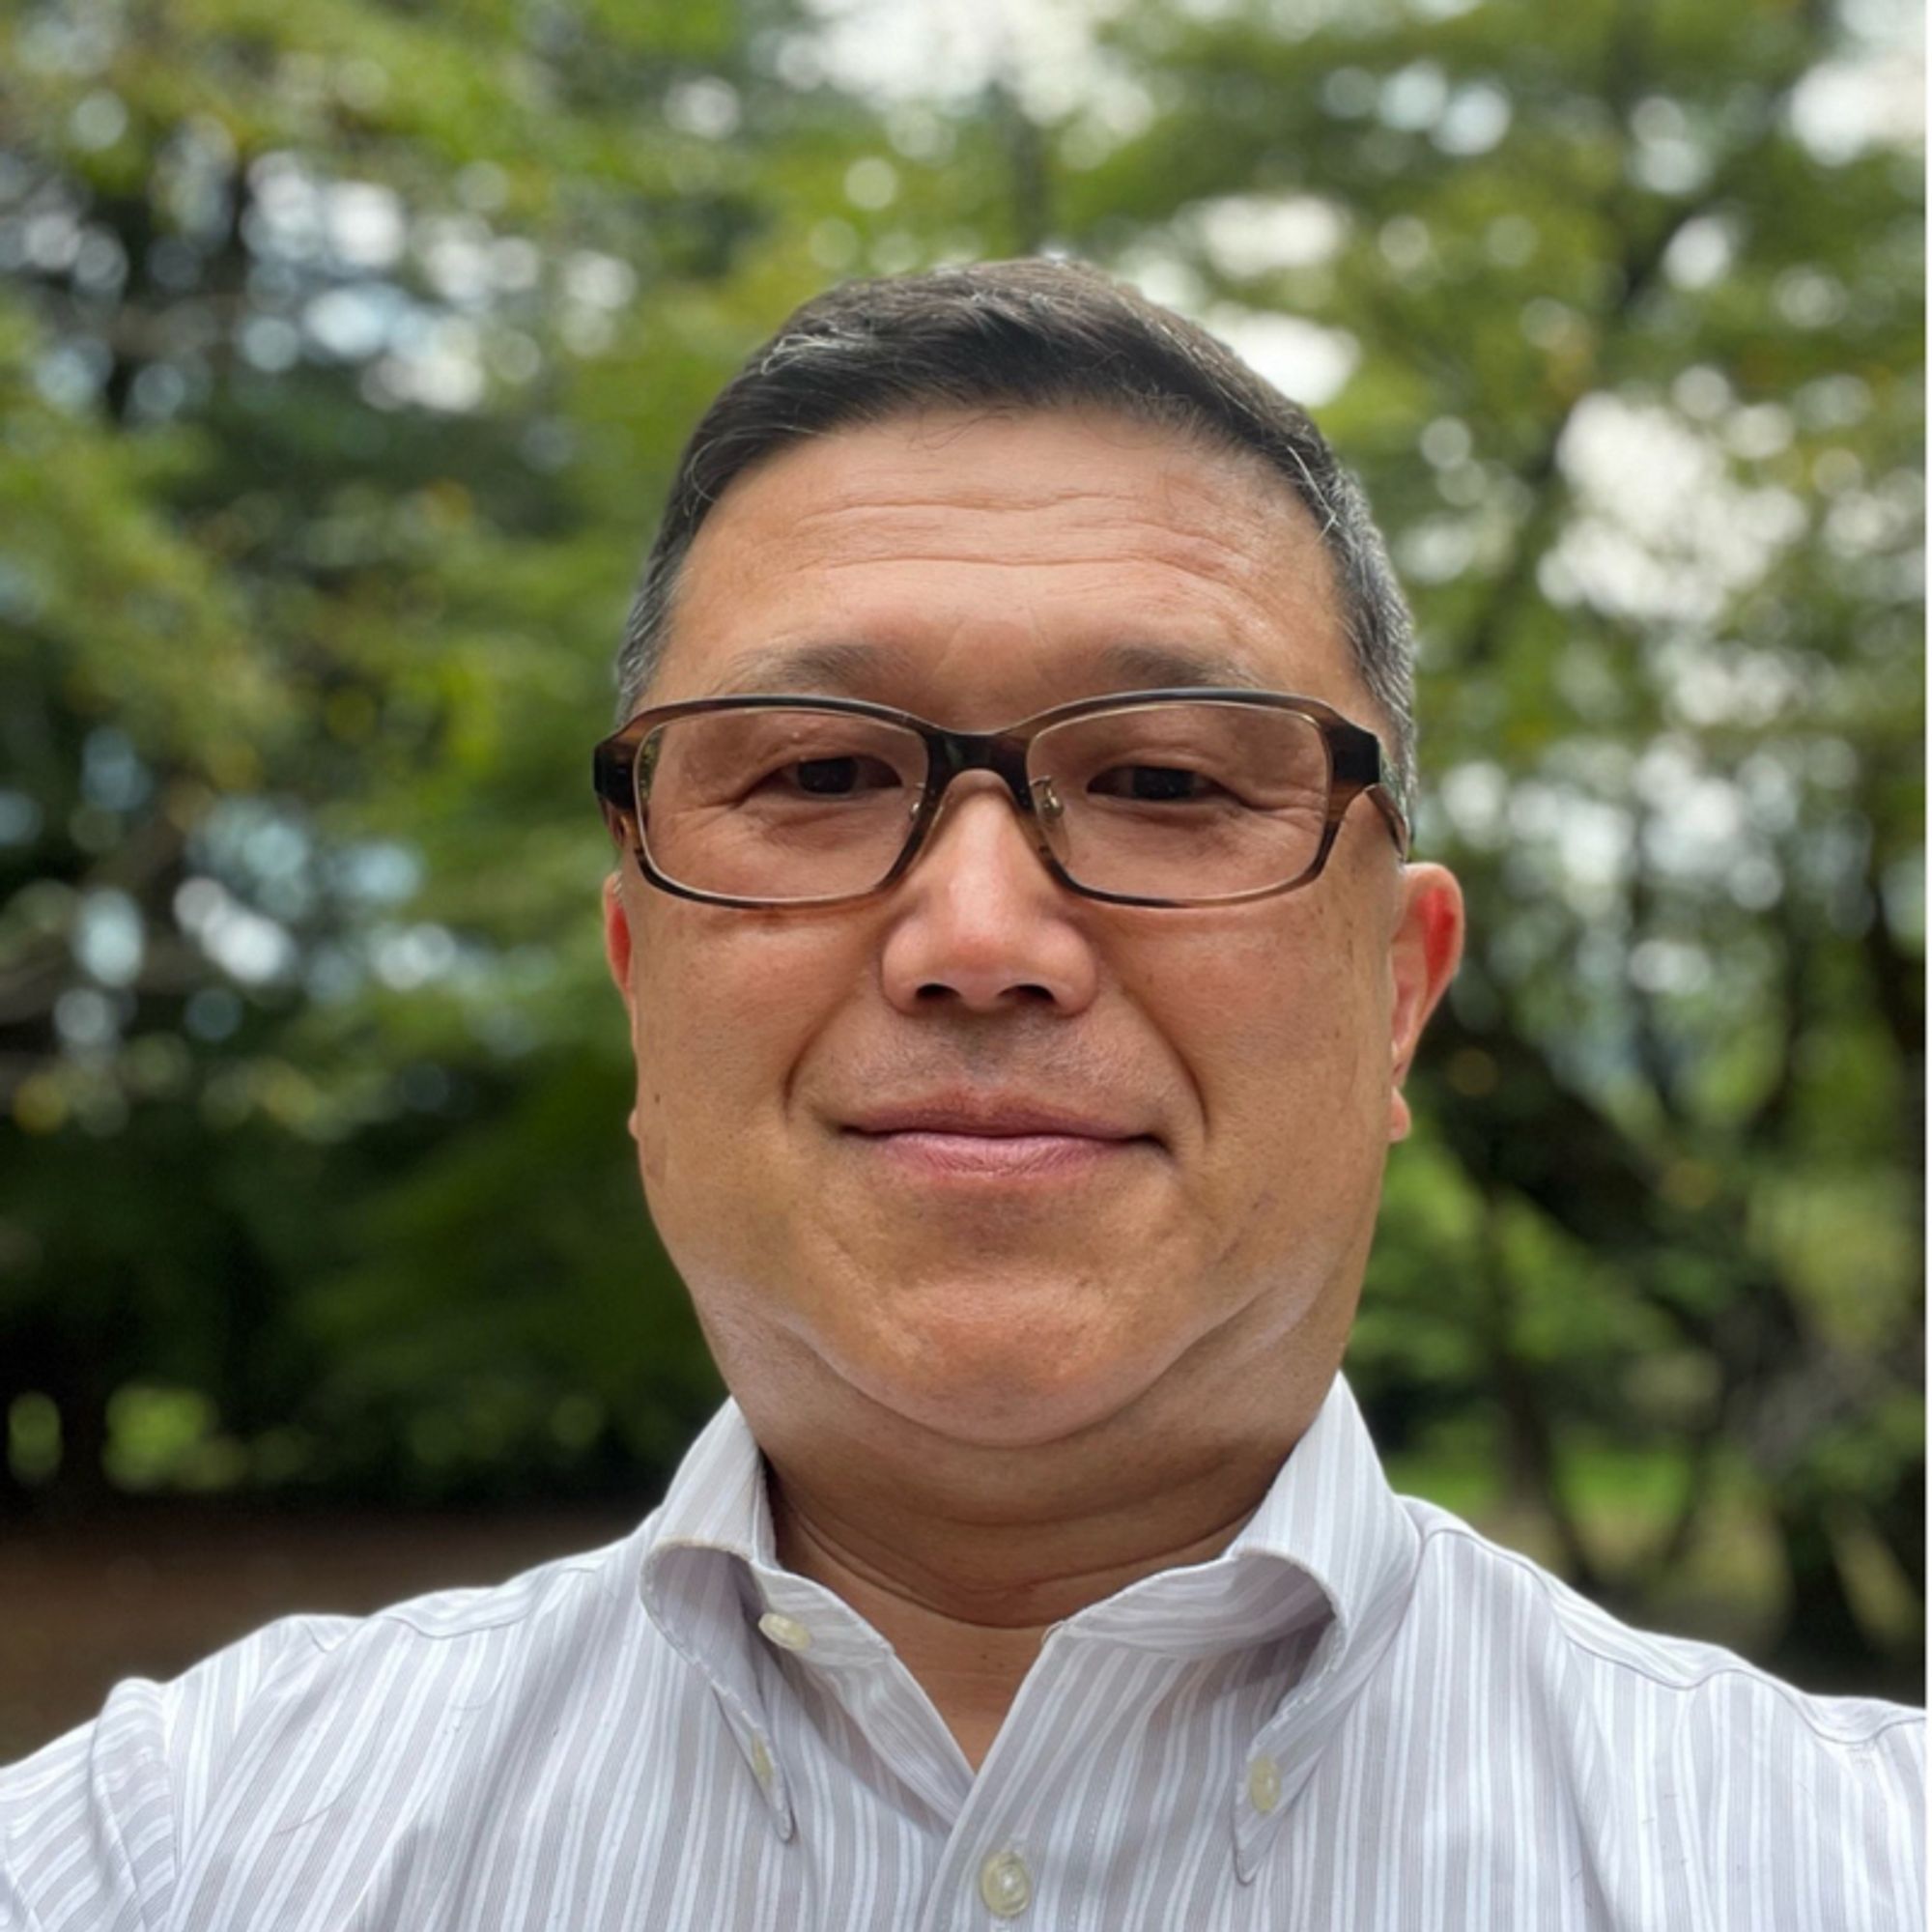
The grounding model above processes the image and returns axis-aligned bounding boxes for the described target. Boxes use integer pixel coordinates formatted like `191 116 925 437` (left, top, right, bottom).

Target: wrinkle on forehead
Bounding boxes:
665 408 1352 706
771 469 1306 586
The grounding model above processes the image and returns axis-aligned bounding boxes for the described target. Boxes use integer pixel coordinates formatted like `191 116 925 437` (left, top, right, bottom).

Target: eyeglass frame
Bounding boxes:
592 687 1411 911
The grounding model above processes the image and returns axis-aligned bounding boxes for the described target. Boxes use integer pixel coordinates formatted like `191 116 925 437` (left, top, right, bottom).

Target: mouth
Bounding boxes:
839 1099 1159 1181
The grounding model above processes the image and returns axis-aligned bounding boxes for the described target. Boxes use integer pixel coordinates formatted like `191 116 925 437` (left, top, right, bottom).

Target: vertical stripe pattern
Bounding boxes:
3 1378 1921 1930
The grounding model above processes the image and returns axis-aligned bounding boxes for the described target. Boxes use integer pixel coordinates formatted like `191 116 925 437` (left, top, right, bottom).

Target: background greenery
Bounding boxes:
0 0 1920 1699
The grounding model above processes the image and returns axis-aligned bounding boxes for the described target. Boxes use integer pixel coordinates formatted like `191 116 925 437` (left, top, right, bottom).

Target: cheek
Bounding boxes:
1150 909 1389 1183
628 910 863 1177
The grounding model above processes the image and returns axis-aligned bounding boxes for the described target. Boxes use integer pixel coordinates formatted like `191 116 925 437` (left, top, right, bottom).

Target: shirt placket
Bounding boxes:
751 1594 1091 1932
752 1566 977 1828
901 1629 1075 1932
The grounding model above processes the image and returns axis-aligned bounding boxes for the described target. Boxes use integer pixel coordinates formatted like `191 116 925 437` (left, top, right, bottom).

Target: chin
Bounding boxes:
875 1378 1132 1453
838 1299 1175 1452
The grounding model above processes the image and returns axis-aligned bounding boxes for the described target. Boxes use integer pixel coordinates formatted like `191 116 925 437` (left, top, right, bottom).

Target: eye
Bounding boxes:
1088 764 1228 804
766 753 903 798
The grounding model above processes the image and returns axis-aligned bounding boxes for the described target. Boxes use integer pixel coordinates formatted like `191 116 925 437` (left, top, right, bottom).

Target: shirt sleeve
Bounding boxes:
0 1618 336 1932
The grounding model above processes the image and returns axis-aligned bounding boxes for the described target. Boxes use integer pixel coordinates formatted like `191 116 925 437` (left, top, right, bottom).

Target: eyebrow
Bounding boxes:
706 638 1274 698
1094 640 1271 692
706 639 884 696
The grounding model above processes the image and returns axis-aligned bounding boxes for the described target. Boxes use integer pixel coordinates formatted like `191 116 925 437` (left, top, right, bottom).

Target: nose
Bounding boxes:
877 776 1101 1015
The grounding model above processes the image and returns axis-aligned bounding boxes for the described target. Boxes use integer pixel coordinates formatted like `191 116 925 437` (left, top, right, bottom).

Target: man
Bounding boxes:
2 260 1920 1929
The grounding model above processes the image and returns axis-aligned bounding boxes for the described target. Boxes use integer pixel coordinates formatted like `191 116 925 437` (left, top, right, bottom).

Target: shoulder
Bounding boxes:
1393 1494 1922 1909
0 1521 657 1932
1402 1494 1919 1747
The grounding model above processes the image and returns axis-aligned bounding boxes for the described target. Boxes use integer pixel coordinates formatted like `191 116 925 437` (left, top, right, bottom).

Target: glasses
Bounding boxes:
592 689 1409 911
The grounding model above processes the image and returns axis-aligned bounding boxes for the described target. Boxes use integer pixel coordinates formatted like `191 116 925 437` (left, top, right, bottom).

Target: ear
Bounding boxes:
1386 862 1464 1143
603 872 648 1147
603 870 638 1007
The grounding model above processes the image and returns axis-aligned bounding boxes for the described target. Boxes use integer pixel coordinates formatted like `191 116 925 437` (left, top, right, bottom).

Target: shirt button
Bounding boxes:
1247 1754 1283 1815
749 1737 774 1787
757 1610 812 1652
978 1850 1032 1918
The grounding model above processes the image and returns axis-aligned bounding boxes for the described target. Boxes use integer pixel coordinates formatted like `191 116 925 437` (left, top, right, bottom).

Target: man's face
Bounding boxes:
605 408 1461 1450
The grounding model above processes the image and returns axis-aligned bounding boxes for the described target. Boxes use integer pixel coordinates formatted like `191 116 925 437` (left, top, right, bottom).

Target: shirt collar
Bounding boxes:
1062 1375 1416 1660
640 1376 1410 1635
637 1400 798 1836
641 1392 775 1575
638 1374 1420 1857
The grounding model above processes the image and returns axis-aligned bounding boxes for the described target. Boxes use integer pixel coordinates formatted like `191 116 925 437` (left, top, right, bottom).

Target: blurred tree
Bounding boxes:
0 0 1919 1690
0 0 860 1506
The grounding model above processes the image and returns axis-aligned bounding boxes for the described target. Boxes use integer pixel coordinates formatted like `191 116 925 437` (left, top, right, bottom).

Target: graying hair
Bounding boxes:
613 258 1417 806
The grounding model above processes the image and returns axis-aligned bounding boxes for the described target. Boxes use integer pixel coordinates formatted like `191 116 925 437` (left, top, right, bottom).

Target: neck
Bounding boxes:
760 1375 1330 1770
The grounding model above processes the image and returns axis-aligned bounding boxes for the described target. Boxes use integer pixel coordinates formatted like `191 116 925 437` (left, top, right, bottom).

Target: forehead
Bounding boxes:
657 407 1358 718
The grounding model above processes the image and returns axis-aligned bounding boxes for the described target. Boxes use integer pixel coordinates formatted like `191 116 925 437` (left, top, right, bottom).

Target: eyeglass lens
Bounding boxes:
635 701 1334 904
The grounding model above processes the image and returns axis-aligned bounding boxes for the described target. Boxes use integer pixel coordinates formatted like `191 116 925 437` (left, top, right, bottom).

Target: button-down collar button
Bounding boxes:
756 1609 812 1652
978 1849 1032 1918
1247 1754 1283 1815
749 1737 774 1787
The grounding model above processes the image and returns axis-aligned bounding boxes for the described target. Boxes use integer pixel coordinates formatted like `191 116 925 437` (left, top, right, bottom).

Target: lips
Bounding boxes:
838 1095 1158 1180
842 1097 1151 1142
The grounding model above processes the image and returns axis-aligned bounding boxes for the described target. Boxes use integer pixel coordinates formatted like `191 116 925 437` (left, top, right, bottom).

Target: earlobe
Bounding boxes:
1386 863 1465 1144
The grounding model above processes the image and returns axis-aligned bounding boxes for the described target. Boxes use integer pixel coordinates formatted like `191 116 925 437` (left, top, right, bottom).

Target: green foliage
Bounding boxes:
0 0 1919 1691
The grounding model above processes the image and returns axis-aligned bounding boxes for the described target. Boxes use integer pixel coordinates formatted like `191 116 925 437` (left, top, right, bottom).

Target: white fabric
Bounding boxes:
2 1377 1921 1930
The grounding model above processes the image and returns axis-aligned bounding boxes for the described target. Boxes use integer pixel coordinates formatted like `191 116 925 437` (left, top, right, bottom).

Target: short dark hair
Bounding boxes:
613 257 1417 804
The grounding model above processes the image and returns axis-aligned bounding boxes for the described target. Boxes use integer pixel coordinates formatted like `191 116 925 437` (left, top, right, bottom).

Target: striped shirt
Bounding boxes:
2 1376 1921 1930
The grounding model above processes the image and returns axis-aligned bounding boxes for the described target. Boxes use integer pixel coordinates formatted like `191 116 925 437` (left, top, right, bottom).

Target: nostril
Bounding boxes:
915 980 1054 1006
